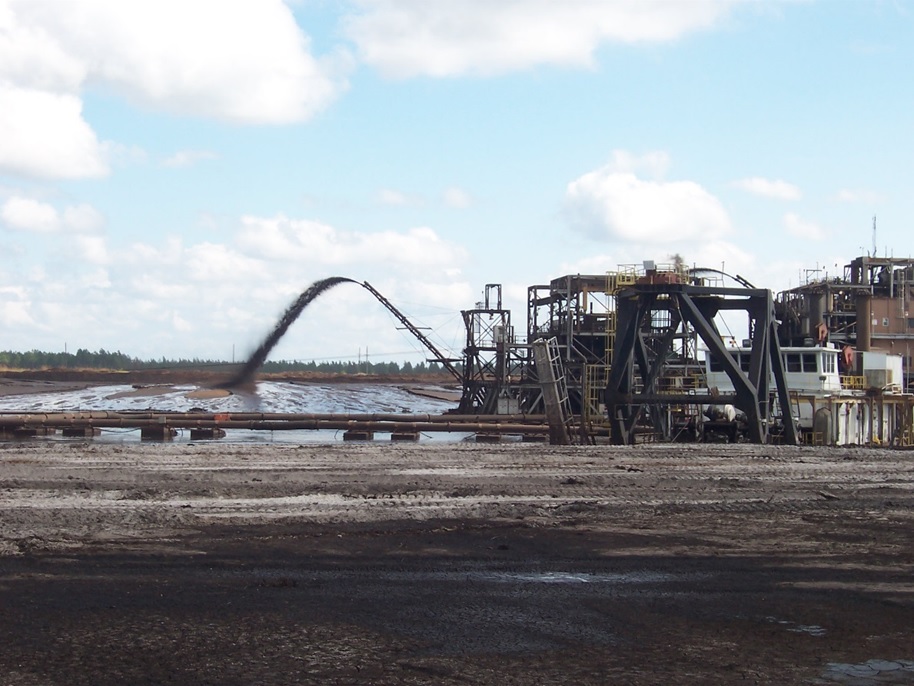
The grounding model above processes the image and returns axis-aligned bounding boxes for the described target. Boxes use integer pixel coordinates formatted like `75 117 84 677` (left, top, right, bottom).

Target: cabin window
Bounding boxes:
708 352 738 372
823 354 836 373
785 353 802 372
802 353 818 373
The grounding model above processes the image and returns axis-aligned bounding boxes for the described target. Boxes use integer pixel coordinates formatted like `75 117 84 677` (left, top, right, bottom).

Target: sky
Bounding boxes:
1 0 912 365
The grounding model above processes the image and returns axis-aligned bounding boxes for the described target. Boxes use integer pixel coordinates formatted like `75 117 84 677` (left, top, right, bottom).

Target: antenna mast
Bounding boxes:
872 215 877 256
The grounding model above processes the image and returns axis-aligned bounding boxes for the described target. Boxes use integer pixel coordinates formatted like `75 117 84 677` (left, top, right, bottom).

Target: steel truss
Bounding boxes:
604 283 798 445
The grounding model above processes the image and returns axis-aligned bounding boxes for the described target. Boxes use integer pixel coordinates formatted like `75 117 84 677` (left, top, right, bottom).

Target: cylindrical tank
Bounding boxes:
813 407 833 446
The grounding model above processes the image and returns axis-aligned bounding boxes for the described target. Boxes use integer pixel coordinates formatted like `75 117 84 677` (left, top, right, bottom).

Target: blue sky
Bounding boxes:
1 0 912 364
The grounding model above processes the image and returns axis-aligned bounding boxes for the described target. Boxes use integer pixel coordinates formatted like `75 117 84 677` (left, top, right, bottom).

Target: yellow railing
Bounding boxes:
606 269 638 294
583 364 610 426
840 375 866 390
607 262 690 294
652 374 706 397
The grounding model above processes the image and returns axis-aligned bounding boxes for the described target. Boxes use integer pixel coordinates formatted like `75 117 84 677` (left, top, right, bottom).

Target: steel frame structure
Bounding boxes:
524 275 615 417
457 284 528 413
604 283 798 445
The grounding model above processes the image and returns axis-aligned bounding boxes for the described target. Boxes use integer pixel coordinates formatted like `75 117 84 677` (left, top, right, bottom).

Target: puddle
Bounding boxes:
237 568 681 586
789 624 827 637
765 616 827 637
468 571 675 584
820 659 914 684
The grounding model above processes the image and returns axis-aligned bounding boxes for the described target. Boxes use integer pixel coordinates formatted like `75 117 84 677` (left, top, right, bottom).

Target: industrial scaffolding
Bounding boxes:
456 263 709 438
776 255 914 389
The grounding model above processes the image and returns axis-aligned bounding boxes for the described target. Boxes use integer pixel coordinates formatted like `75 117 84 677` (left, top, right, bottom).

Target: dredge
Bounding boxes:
452 256 914 447
4 254 914 447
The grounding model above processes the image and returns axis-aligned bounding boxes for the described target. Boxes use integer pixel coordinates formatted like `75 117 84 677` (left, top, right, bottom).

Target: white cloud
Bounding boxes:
0 84 108 179
0 200 472 360
377 189 413 206
236 214 466 268
4 0 345 124
183 242 271 283
732 177 801 200
161 150 219 168
0 2 86 91
74 236 110 265
443 186 472 208
77 267 112 289
344 0 740 78
1 196 105 234
0 293 36 327
834 188 884 204
62 204 105 233
0 0 348 180
564 154 731 242
1 196 59 233
783 212 826 241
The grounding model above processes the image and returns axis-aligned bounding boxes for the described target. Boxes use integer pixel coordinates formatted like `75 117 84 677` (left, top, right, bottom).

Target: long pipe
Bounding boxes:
0 411 547 424
0 415 549 435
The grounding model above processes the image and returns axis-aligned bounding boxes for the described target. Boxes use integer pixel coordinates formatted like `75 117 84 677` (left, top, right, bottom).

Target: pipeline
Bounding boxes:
0 411 549 436
0 411 547 425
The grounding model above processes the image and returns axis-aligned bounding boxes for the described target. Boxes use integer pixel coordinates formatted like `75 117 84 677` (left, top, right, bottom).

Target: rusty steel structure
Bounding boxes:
454 274 621 419
776 255 914 389
449 261 811 445
457 264 705 415
604 281 797 445
456 284 525 413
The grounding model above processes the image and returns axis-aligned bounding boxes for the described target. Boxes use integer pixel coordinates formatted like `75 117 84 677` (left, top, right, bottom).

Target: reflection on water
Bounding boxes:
0 381 459 444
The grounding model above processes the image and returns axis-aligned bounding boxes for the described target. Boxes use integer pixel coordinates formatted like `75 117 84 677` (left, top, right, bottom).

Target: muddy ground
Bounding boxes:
1 441 913 685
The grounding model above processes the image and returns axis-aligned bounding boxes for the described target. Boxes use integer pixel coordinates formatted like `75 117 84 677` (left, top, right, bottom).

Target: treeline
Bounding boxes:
261 359 445 375
0 349 450 375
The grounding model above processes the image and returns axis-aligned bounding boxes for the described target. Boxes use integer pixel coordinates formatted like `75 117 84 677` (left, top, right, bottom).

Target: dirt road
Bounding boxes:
1 442 913 684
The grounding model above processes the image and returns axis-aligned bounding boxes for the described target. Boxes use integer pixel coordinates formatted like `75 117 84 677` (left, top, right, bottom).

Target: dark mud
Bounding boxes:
1 443 913 685
3 522 913 685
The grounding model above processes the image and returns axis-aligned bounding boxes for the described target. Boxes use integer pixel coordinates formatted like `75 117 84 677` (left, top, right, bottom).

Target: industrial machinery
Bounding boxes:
455 262 713 437
776 255 914 390
604 278 797 445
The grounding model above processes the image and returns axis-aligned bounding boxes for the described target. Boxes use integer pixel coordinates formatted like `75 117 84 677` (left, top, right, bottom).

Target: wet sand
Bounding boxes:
1 441 912 684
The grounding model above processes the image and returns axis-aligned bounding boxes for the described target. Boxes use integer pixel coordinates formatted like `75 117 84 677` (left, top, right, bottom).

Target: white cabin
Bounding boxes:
702 344 910 445
704 345 842 395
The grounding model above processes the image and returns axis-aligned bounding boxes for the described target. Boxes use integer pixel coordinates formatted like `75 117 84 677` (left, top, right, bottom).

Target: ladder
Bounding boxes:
533 337 575 444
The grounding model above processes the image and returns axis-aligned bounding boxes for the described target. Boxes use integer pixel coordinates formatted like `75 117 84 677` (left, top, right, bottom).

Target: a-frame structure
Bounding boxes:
604 283 798 445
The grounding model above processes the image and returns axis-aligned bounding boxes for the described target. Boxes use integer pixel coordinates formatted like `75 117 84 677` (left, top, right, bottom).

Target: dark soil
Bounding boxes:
1 442 912 685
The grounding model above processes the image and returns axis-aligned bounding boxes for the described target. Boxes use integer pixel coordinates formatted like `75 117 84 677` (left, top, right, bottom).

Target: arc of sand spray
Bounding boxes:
221 277 355 389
